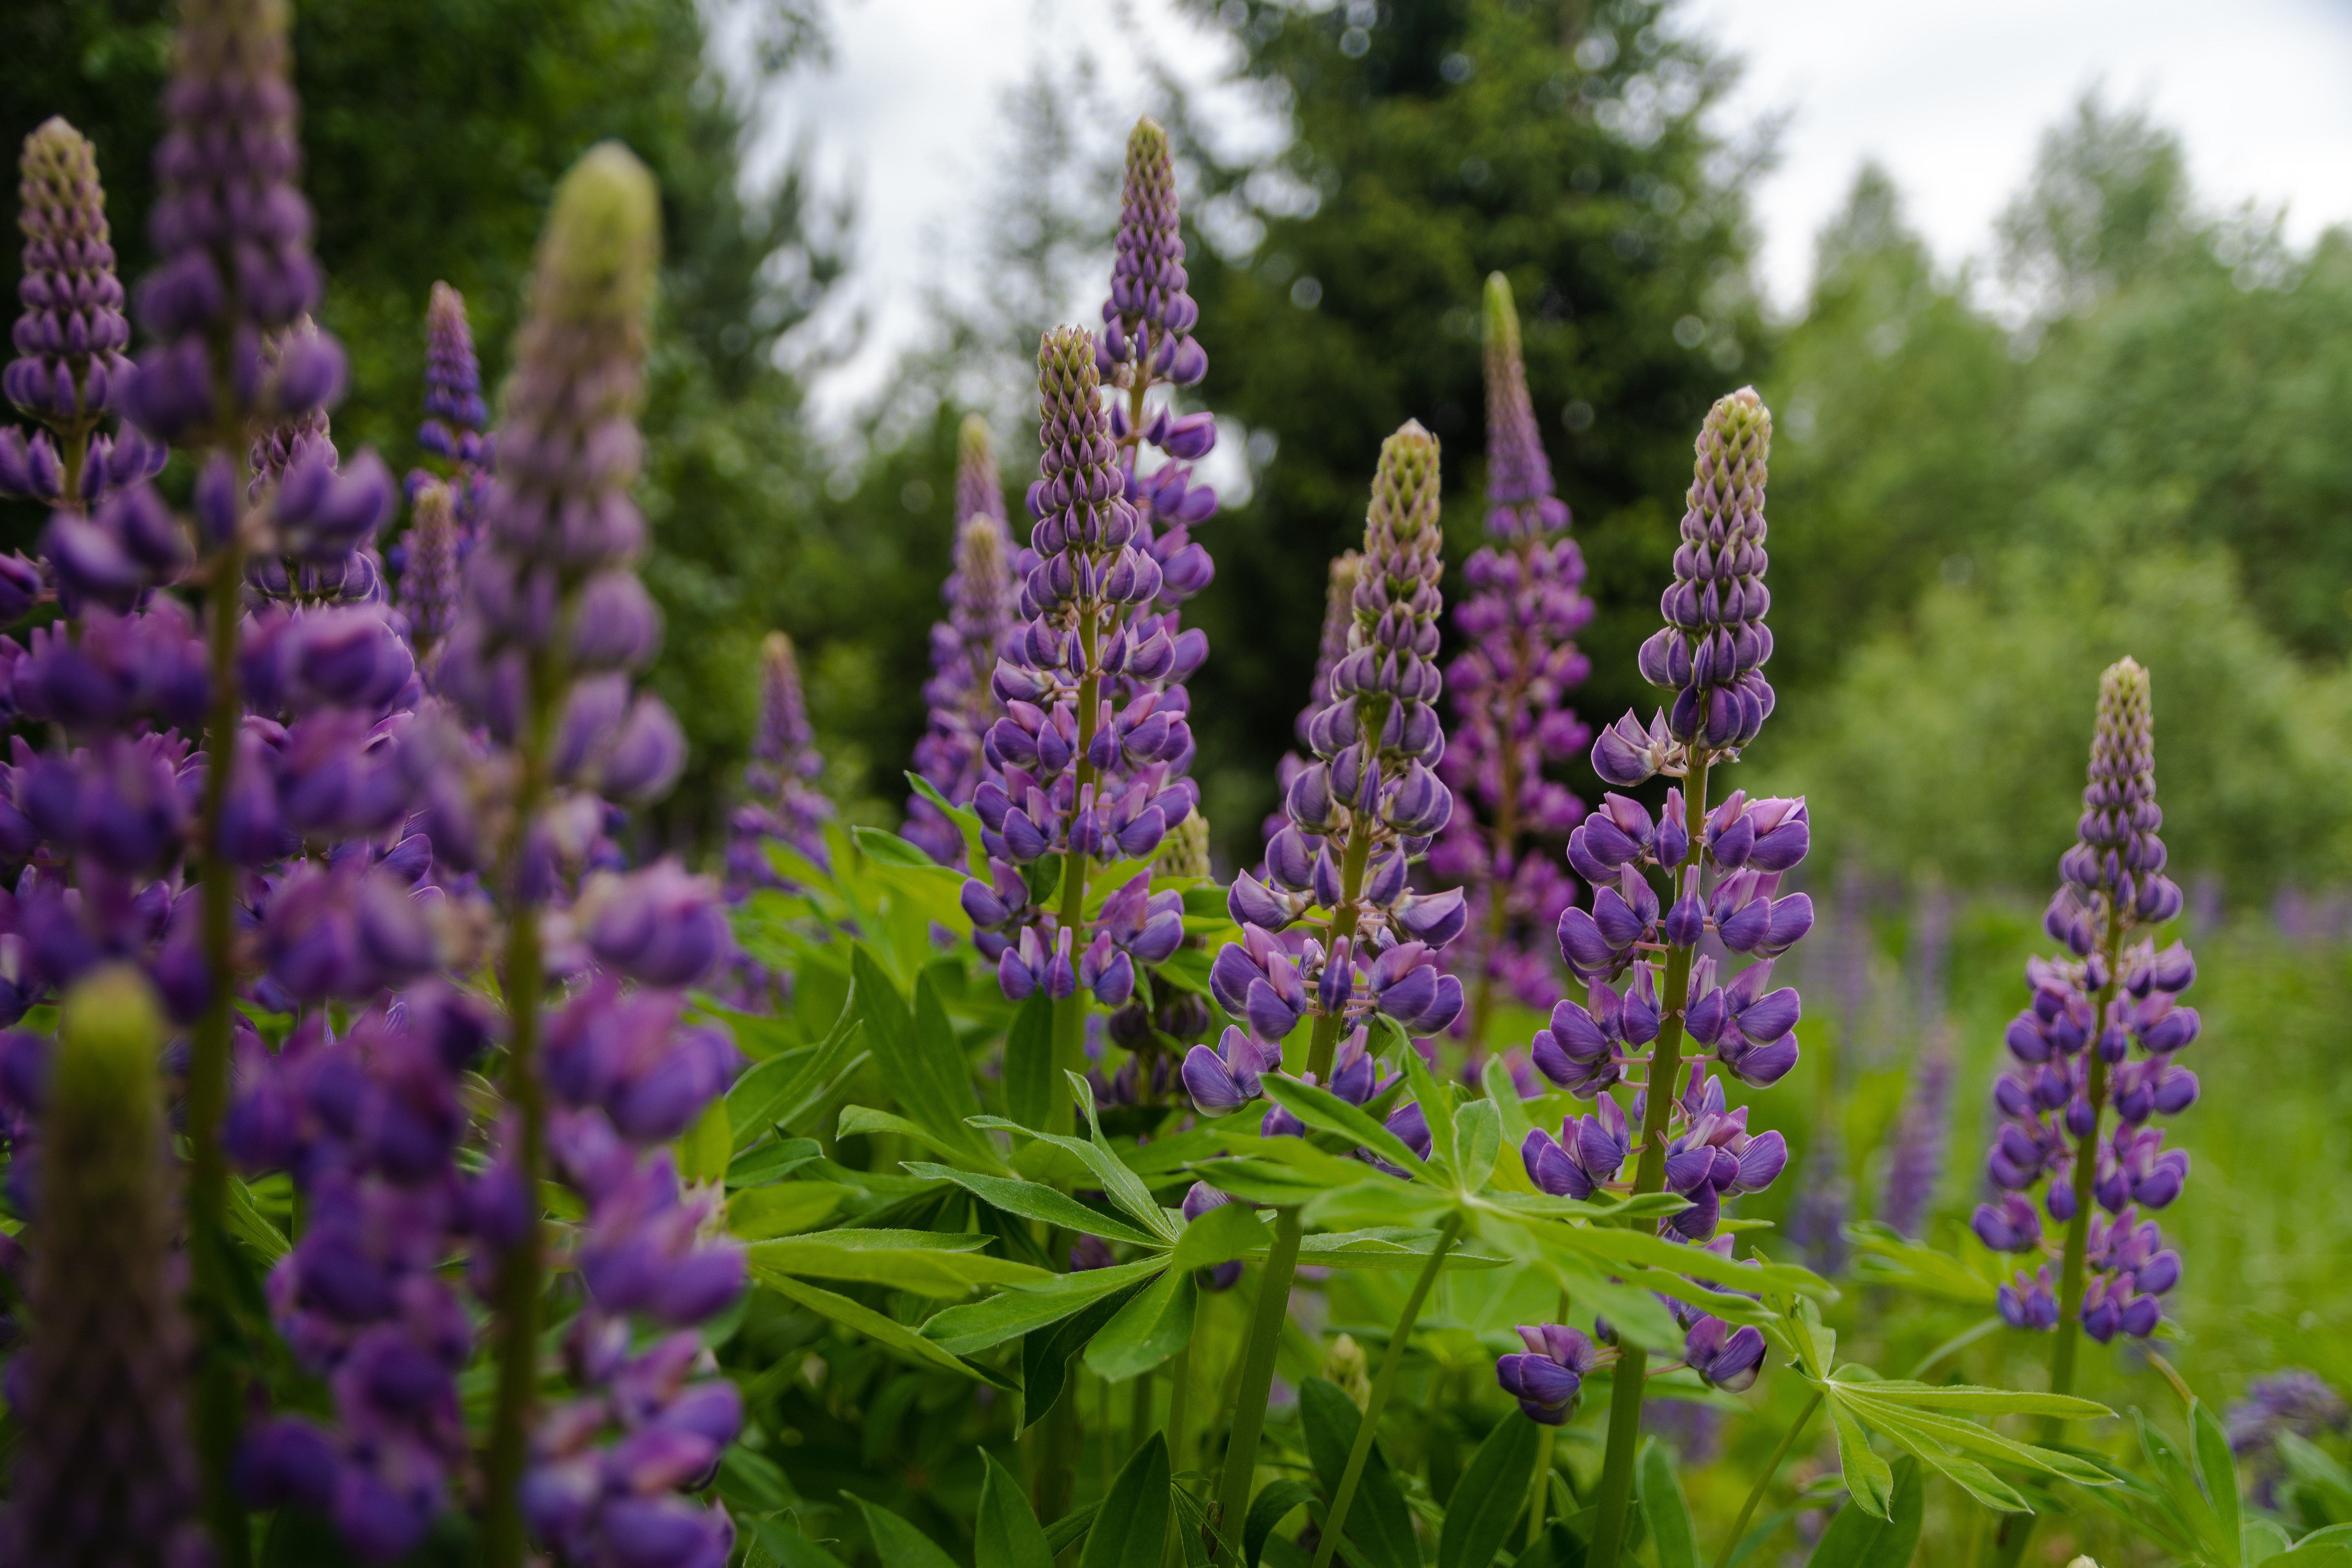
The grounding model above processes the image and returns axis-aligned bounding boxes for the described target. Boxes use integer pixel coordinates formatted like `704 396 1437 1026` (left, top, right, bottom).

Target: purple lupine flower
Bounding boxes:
726 632 832 895
1263 552 1363 854
397 477 465 652
1200 421 1466 1121
6 969 207 1567
418 281 489 475
1432 274 1592 1045
907 415 1016 864
7 118 135 461
1496 1322 1604 1425
1594 387 1778 787
1517 388 1806 1336
2228 1369 2348 1509
1098 116 1206 389
231 988 494 1559
1971 658 2194 1343
1881 886 1955 1238
125 0 340 449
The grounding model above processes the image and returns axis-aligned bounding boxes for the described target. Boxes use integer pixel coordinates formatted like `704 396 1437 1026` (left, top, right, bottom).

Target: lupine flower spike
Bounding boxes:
908 414 1016 864
1974 657 2193 1346
1433 273 1593 1046
5 969 205 1567
1548 389 1808 1568
1201 419 1466 1121
728 630 833 893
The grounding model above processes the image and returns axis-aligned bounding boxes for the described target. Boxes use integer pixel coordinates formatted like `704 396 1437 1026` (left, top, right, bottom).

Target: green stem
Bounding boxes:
480 650 562 1568
1048 632 1104 1136
1132 1367 1154 1458
1167 1337 1194 1479
1312 1213 1463 1568
1585 755 1713 1568
187 528 248 1566
1711 1391 1821 1568
1211 1208 1303 1563
1989 898 2123 1568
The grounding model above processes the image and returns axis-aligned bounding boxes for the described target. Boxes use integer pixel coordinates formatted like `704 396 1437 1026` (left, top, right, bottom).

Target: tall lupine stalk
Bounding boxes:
1199 422 1470 1554
963 117 1214 1131
727 630 833 892
1556 389 1812 1568
5 969 205 1568
433 142 706 1568
399 283 489 660
1432 275 1592 1047
907 414 1015 864
1263 551 1362 851
1977 659 2195 1564
107 0 363 1544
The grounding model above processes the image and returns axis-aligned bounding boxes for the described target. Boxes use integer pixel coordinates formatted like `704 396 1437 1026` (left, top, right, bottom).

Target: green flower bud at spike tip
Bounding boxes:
1353 418 1445 652
8 966 202 1568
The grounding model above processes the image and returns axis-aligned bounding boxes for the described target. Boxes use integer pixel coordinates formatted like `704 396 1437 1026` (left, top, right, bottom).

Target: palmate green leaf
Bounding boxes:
1171 1200 1271 1271
2144 1411 2228 1557
1303 1174 1454 1232
1832 1401 2032 1512
975 1450 1053 1568
1191 1157 1330 1208
1299 1378 1417 1568
1828 1395 1896 1517
1245 1480 1318 1568
1485 1222 1682 1349
1435 1412 1539 1568
745 1237 1054 1297
1079 1434 1171 1568
755 1267 1012 1387
904 1163 1161 1248
2279 1433 2352 1518
1638 1441 1699 1568
854 1498 962 1568
920 1259 1165 1355
1398 1040 1460 1174
1002 994 1056 1132
1517 1215 1829 1298
1024 1273 1161 1425
1840 1393 2113 1489
728 985 867 1152
1119 1125 1228 1179
1474 1189 1690 1223
2194 1399 2246 1568
1846 1223 1998 1304
1083 1266 1197 1380
839 1105 991 1166
1482 1058 1540 1151
1806 1456 1923 1568
849 948 1000 1170
1260 1074 1430 1178
1301 1229 1510 1270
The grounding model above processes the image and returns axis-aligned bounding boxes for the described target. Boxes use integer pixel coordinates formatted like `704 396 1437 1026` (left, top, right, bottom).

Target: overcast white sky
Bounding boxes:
753 0 2352 423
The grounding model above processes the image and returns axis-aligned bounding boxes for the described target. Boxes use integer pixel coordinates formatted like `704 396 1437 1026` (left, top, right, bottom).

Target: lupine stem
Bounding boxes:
1211 1208 1304 1563
1312 1212 1462 1568
187 516 248 1565
1712 1390 1820 1568
1049 637 1104 1136
1132 1368 1154 1457
1987 899 2123 1568
1585 755 1713 1568
1525 1288 1571 1549
481 650 561 1568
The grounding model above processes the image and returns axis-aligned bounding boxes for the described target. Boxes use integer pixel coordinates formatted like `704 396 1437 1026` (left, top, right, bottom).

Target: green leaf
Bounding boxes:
922 1260 1167 1355
1245 1480 1318 1568
1191 1158 1330 1209
2279 1433 2352 1518
1260 1074 1429 1178
840 1105 994 1165
1171 1200 1273 1272
1453 1097 1502 1193
1833 1403 2031 1512
1003 994 1056 1132
1826 1394 1895 1518
727 1137 825 1189
2194 1399 2244 1568
1079 1432 1171 1568
746 1238 1055 1296
1399 1041 1459 1174
1639 1441 1697 1568
755 1267 1011 1386
717 1443 796 1513
1521 1217 1826 1297
1837 1394 2112 1489
1482 1059 1538 1151
1299 1378 1417 1568
2143 1412 2225 1554
1845 1225 1997 1305
905 770 987 874
1805 1456 1923 1568
1845 1379 2109 1419
2265 1545 2352 1568
1084 1267 1197 1380
1063 1071 1184 1240
976 1449 1053 1568
728 1182 847 1239
225 1175 290 1263
679 1094 731 1181
1435 1414 1540 1568
1300 1229 1510 1270
749 1515 853 1568
1045 1504 1102 1557
728 992 868 1151
854 1497 963 1568
851 947 996 1169
905 1163 1162 1248
1022 1273 1160 1427
850 824 942 870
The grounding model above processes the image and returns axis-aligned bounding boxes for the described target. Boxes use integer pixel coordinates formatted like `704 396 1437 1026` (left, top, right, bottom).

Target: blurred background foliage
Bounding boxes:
14 0 2348 901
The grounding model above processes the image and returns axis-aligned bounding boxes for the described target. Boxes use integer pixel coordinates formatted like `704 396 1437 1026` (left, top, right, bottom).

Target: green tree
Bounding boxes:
1164 0 1771 859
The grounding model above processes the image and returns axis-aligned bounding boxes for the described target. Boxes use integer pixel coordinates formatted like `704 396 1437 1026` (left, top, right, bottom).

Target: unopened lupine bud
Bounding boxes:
1496 1322 1601 1425
9 118 133 437
1098 118 1205 387
7 967 203 1566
